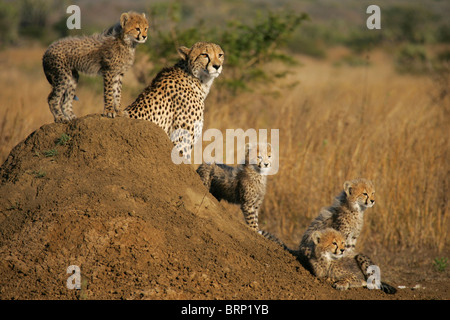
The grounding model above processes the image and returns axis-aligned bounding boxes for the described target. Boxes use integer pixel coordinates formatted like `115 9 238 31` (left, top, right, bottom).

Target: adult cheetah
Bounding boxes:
124 42 224 160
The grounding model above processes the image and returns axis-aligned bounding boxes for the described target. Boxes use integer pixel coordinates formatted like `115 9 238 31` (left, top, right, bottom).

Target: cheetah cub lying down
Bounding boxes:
260 228 365 290
300 178 377 259
196 143 272 231
305 228 367 290
43 12 148 122
261 178 396 293
125 42 224 160
299 178 397 293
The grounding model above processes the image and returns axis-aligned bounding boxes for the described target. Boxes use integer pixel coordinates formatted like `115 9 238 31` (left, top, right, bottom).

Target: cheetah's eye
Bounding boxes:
219 53 224 58
363 192 368 196
136 28 140 32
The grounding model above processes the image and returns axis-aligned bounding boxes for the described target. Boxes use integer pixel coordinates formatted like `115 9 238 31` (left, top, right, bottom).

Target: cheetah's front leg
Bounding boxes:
170 118 200 161
241 200 260 232
103 72 124 118
196 165 213 190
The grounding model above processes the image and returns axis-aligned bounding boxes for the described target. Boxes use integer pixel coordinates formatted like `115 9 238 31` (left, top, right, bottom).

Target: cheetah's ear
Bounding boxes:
343 180 353 196
120 13 129 28
142 13 146 19
311 231 321 244
178 46 191 60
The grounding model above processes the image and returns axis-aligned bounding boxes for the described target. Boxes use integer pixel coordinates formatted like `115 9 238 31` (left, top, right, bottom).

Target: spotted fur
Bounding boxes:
43 12 148 122
299 178 396 293
124 42 224 160
259 227 364 289
196 143 272 231
300 178 376 258
307 228 367 289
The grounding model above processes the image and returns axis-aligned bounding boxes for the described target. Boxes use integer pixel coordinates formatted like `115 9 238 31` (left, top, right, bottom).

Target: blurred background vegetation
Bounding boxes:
1 0 449 88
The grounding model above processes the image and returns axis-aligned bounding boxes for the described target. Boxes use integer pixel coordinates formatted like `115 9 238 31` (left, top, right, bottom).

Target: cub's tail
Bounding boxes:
355 253 397 294
258 230 298 256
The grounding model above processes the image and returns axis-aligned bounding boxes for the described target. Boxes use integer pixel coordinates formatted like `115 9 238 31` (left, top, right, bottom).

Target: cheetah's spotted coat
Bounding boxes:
43 12 148 122
125 42 224 160
196 143 272 231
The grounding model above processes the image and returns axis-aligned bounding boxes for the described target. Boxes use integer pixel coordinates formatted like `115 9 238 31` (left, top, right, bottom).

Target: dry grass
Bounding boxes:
0 46 448 255
205 50 449 254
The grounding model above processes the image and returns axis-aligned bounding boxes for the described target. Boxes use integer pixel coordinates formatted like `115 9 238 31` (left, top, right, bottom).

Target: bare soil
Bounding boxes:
0 115 448 300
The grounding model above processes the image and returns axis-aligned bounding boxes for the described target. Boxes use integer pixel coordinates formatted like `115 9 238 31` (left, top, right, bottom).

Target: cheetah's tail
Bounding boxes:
355 253 397 294
258 230 298 256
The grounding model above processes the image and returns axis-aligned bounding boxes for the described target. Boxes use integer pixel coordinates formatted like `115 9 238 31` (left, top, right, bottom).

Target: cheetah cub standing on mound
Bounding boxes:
299 178 396 293
125 42 224 160
43 12 148 122
196 143 272 231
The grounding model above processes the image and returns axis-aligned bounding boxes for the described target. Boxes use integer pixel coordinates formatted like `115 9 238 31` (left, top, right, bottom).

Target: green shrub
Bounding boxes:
0 2 19 46
383 5 436 44
345 30 383 54
144 3 308 92
433 257 448 272
395 44 430 74
18 0 51 40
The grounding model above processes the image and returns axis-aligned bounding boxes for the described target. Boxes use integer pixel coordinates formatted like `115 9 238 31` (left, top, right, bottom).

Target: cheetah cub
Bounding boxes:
259 228 364 290
196 143 272 231
124 42 224 160
302 228 366 290
299 178 396 294
43 11 148 122
300 178 376 259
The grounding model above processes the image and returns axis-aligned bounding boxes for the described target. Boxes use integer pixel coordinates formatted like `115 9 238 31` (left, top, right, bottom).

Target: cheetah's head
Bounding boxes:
312 228 346 261
343 178 375 212
178 42 224 82
245 143 273 175
120 12 149 44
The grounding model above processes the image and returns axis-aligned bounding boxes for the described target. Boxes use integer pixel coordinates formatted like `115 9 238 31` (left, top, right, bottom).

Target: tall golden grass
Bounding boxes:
0 46 448 255
205 50 449 254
